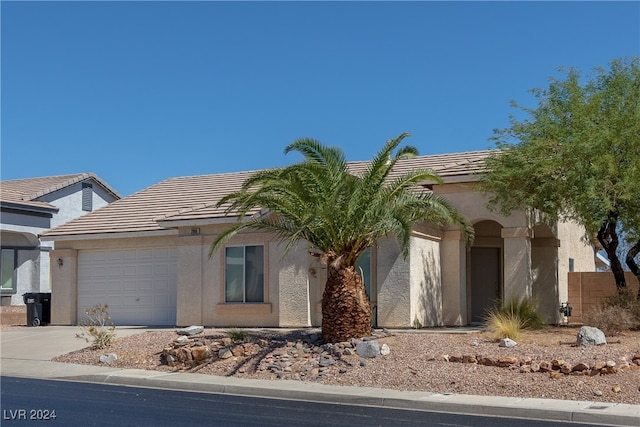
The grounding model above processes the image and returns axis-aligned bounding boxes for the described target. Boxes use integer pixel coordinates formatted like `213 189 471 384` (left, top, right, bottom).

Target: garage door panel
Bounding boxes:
78 248 177 326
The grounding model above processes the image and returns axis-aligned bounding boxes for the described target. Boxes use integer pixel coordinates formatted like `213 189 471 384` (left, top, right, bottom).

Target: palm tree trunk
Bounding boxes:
321 265 371 343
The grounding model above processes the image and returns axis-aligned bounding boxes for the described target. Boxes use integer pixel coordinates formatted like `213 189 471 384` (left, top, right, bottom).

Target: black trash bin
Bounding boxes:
22 292 51 326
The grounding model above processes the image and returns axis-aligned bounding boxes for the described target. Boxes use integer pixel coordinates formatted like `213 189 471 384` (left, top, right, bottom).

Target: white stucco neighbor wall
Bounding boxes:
41 181 114 228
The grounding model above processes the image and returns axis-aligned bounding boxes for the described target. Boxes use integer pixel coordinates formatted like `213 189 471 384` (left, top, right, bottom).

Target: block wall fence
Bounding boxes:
567 272 639 324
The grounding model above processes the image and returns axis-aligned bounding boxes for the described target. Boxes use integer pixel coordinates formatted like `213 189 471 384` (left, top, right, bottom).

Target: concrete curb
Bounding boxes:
5 362 633 427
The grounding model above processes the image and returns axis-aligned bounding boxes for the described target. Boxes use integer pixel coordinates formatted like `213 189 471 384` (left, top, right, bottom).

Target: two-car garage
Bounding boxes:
77 248 177 326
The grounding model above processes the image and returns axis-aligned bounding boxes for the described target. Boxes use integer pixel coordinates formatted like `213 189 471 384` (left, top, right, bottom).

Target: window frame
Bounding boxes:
224 244 265 303
1 248 17 294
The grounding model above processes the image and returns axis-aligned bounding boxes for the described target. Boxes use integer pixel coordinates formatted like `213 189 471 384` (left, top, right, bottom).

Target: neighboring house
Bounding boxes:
42 151 597 328
1 174 121 306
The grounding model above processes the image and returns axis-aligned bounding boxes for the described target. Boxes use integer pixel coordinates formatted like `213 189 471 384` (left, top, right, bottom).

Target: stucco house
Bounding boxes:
42 151 597 328
1 174 120 306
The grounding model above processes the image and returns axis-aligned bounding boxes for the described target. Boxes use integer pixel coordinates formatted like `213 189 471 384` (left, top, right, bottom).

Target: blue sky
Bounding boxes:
2 1 638 196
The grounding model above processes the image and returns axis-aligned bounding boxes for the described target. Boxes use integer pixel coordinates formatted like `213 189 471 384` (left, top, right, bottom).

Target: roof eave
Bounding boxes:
40 229 177 242
0 201 59 214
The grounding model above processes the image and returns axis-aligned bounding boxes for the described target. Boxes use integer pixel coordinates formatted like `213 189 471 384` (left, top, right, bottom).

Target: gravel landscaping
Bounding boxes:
51 326 640 405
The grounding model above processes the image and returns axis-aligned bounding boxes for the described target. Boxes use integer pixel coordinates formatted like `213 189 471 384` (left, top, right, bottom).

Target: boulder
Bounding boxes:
499 338 517 348
576 326 606 346
380 343 391 356
218 347 233 359
99 353 118 364
356 340 380 358
176 326 204 336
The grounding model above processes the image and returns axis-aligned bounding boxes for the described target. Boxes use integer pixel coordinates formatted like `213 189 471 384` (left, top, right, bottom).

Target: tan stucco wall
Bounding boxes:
275 241 311 327
410 233 443 327
557 220 597 304
441 230 467 325
200 231 279 327
49 249 77 325
376 236 410 327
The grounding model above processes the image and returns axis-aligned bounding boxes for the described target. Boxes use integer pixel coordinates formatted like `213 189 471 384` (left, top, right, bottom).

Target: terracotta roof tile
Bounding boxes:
42 150 494 238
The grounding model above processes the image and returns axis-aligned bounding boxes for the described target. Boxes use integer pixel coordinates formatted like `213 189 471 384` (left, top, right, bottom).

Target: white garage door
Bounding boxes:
78 248 177 326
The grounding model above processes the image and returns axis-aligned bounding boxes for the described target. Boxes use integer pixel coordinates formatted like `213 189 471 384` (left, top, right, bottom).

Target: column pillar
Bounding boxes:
501 227 532 301
176 235 203 326
441 230 467 326
50 249 77 325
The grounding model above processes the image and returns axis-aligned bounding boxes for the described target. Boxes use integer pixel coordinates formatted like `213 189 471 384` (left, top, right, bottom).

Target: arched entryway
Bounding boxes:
468 220 504 324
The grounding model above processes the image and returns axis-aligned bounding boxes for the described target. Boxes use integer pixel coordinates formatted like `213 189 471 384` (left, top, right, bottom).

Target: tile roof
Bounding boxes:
1 173 121 212
42 150 493 238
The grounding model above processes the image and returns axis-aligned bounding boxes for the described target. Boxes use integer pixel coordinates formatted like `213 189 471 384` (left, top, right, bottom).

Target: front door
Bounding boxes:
470 247 501 324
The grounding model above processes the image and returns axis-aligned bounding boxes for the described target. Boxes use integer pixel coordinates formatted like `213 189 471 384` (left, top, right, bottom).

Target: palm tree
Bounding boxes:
209 133 473 343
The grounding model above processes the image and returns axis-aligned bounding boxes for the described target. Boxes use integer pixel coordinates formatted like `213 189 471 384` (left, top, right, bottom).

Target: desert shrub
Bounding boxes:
76 304 116 349
491 297 545 330
583 305 636 336
225 328 247 341
485 312 524 340
604 288 640 324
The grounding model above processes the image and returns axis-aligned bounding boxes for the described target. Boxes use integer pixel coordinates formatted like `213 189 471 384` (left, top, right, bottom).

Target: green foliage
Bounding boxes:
225 328 247 341
485 312 524 341
75 304 116 349
481 57 640 291
209 133 473 269
494 297 545 330
484 297 544 340
412 316 423 329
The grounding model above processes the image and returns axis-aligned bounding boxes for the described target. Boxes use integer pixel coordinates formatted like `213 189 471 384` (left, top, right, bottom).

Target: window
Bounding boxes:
356 247 372 299
225 245 264 303
569 258 575 273
1 249 16 293
82 183 93 211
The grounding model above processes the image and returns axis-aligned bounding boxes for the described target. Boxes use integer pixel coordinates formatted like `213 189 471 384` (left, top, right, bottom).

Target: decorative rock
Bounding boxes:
539 361 553 372
356 340 380 358
560 363 573 374
530 362 540 372
606 360 616 368
191 346 211 362
380 343 390 356
572 363 590 372
549 371 563 379
463 355 477 364
175 335 190 343
218 347 233 359
99 353 118 364
576 326 606 346
497 356 518 367
470 340 479 347
479 357 496 367
499 338 517 348
612 385 621 393
176 325 204 336
449 353 463 363
359 360 367 367
594 390 603 396
343 348 354 356
519 365 531 373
